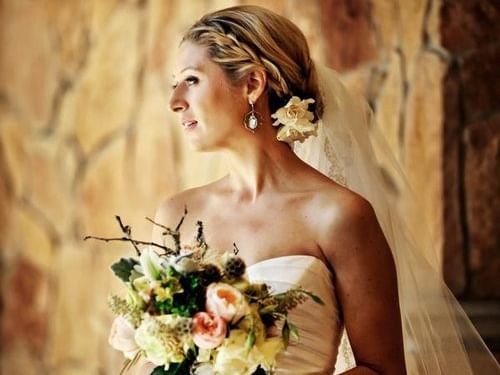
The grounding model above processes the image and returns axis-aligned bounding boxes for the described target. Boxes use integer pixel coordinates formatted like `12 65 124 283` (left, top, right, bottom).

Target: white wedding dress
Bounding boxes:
248 255 346 375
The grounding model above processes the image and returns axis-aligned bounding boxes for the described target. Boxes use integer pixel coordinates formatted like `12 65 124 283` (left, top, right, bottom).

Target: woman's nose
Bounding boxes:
169 89 188 113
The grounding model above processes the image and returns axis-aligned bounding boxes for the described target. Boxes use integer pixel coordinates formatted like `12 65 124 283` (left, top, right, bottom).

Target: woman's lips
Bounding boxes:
183 120 198 130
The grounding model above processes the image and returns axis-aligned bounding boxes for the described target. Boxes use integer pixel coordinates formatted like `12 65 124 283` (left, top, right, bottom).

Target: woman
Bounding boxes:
152 5 497 375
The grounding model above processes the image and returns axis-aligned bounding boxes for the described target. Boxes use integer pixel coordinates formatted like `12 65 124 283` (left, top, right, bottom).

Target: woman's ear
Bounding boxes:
245 68 267 104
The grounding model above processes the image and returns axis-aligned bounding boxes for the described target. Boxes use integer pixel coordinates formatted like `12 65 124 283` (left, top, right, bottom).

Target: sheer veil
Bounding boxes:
293 64 499 374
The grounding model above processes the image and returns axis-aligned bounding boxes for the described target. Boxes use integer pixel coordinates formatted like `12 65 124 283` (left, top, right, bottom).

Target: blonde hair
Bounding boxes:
182 5 323 120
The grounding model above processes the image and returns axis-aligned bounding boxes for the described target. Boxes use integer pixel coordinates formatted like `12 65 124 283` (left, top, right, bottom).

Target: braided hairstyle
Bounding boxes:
181 5 323 122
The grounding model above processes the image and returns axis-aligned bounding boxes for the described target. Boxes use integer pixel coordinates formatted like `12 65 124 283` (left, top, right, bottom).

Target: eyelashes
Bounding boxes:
171 76 199 90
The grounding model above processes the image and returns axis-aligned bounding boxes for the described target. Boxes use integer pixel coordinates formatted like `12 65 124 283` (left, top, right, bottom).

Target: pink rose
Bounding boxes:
192 312 227 349
108 316 139 359
206 283 250 323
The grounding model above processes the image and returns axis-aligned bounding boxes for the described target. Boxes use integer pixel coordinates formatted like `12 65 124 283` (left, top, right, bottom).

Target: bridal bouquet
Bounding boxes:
86 209 323 375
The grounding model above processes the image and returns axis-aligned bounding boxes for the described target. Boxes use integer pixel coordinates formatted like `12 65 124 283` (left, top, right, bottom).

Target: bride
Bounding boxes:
150 5 498 375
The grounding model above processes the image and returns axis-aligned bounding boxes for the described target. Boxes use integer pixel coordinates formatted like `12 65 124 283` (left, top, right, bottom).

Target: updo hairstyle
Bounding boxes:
181 5 323 121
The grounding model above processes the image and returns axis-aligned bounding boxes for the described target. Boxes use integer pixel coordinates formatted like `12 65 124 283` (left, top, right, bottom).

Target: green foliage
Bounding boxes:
111 258 139 282
251 365 268 375
154 270 205 317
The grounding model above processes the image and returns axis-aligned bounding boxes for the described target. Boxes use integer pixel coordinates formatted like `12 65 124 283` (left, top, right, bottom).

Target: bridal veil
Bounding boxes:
293 64 499 374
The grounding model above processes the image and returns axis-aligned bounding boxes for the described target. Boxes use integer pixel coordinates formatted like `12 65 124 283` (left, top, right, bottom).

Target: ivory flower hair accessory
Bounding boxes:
271 96 317 144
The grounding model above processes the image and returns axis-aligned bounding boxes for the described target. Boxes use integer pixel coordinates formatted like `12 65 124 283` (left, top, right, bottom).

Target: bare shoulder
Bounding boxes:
152 184 215 242
154 188 199 227
312 183 383 262
312 182 374 229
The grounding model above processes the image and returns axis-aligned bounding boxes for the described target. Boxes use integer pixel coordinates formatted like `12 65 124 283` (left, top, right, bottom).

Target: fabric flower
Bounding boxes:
271 96 317 143
108 316 140 359
206 283 250 323
192 311 227 349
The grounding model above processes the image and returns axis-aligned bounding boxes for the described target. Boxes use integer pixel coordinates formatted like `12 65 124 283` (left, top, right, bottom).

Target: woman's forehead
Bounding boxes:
172 42 209 79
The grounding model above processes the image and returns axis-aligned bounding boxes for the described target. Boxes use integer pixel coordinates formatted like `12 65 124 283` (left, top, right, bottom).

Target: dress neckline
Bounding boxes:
248 254 331 274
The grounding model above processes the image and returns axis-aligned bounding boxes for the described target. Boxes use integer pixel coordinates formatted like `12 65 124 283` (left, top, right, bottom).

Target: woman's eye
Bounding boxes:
185 76 199 86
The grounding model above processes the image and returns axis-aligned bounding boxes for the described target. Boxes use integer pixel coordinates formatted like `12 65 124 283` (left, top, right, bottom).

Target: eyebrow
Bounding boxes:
172 66 202 79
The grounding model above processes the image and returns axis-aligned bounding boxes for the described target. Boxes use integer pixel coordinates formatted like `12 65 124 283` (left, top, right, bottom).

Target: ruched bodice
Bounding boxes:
247 255 343 375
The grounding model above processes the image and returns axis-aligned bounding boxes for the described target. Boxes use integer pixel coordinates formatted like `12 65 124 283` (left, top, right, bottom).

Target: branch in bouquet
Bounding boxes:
116 215 141 255
120 351 141 375
232 242 241 255
83 235 173 254
145 216 183 255
195 220 209 255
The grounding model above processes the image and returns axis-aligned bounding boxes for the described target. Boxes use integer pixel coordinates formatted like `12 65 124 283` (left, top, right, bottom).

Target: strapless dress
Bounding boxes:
247 255 347 375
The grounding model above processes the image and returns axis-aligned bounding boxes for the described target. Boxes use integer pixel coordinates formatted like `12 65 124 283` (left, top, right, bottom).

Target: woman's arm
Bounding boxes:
320 194 406 375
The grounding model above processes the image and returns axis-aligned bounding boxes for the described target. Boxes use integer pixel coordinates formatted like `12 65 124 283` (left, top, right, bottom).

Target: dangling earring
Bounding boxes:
244 101 261 132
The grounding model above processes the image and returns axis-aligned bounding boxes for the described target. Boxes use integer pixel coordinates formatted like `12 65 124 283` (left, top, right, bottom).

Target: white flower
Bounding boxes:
134 314 185 366
193 363 215 375
108 316 140 359
169 253 199 274
271 96 317 143
136 247 163 282
213 329 283 375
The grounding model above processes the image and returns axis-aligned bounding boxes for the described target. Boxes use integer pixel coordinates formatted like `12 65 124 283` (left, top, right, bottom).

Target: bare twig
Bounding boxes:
83 235 174 254
115 216 141 255
233 242 241 255
175 206 188 232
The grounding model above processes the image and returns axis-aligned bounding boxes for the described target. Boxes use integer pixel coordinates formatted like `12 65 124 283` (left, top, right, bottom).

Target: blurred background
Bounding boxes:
0 0 498 373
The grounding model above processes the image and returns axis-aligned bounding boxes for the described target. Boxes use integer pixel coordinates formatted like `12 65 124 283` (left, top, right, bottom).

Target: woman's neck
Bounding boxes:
219 135 306 203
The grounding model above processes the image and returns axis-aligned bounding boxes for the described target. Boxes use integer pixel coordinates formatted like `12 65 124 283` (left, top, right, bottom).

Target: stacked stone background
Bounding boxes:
0 0 498 373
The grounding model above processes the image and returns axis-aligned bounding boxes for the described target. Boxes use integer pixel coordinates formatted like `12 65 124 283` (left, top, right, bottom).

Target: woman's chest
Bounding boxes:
178 201 323 266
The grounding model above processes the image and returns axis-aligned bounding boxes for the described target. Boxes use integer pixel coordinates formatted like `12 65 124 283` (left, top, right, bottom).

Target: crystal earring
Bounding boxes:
244 101 261 132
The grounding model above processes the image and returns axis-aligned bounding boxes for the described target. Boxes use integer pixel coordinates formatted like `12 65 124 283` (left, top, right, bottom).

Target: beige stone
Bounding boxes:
73 3 140 155
7 205 55 272
287 0 325 62
0 0 58 131
0 112 31 198
371 0 399 56
1 342 43 375
44 0 90 78
78 136 127 236
47 242 126 371
129 75 180 223
403 51 446 267
373 52 403 162
398 0 427 79
29 138 73 237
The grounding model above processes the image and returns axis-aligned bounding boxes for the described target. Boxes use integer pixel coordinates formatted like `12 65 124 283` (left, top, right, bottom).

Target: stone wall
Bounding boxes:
0 0 498 373
440 0 500 298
